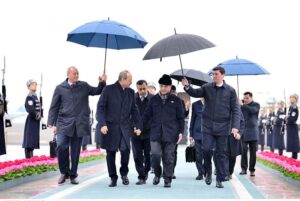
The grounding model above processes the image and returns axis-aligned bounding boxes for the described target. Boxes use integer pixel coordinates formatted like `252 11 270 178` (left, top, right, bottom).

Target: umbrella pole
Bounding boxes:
103 34 108 74
178 54 184 76
237 75 240 99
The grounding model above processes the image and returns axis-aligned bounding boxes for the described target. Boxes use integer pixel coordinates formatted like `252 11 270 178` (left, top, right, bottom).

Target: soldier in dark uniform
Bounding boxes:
143 74 184 188
286 94 299 159
258 109 268 152
0 93 6 156
272 101 286 155
81 110 93 151
23 79 41 158
131 80 153 185
266 106 275 152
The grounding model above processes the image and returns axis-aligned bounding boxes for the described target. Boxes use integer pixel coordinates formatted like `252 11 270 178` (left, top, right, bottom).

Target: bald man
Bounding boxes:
48 66 106 185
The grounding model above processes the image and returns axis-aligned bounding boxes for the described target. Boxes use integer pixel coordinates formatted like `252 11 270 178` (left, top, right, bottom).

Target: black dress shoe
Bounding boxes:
216 181 224 188
164 181 171 188
240 170 247 175
70 178 79 185
196 175 203 180
250 171 255 176
136 179 146 185
58 174 67 184
109 179 117 187
121 176 129 185
172 174 176 179
153 176 160 185
224 176 230 181
205 174 212 185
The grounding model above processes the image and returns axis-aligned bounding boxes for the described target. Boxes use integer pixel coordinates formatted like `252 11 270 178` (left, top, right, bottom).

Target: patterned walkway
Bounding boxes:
1 145 300 199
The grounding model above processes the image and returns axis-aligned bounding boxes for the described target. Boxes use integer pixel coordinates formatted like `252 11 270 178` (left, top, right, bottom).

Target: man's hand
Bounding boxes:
134 128 141 136
231 128 238 135
233 132 241 140
189 136 193 142
101 126 108 134
181 78 189 87
48 125 57 134
99 74 107 82
177 133 183 144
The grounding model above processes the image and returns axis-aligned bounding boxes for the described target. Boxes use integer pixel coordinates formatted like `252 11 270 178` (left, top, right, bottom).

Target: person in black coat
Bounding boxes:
240 92 260 176
22 79 41 158
81 110 93 151
143 74 185 188
286 94 299 159
96 70 142 187
189 98 213 180
272 101 286 155
258 109 268 152
226 110 245 179
266 106 275 152
182 66 240 188
131 80 153 185
0 94 6 156
48 66 106 185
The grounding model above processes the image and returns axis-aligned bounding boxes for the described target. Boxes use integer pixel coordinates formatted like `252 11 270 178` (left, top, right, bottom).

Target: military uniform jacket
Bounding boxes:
47 80 105 137
23 93 41 148
185 81 240 136
286 105 299 152
143 93 185 143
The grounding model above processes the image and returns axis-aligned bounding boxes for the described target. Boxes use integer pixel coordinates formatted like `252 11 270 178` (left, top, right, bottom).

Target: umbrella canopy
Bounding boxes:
215 58 270 75
67 19 147 73
170 68 212 86
143 29 215 75
208 57 270 97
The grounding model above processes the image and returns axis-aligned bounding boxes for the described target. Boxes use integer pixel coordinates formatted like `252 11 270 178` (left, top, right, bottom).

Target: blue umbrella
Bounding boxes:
208 56 270 97
67 19 147 73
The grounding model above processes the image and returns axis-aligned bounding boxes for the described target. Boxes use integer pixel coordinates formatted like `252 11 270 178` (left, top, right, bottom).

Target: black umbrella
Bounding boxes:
170 68 212 86
143 28 215 75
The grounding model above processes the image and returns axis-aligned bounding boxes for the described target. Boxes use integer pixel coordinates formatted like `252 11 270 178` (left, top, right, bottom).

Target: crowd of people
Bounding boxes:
0 65 299 190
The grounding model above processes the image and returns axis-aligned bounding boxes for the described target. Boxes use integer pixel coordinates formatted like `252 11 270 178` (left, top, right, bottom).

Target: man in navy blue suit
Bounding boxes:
97 70 142 187
48 66 106 185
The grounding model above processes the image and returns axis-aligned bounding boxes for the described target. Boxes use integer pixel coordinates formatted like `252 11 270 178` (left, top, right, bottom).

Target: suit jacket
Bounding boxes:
143 93 185 143
189 100 203 140
185 81 240 136
241 101 260 142
47 79 105 137
96 82 142 151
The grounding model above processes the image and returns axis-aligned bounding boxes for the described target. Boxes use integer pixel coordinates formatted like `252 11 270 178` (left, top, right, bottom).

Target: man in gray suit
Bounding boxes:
182 66 240 188
48 66 106 185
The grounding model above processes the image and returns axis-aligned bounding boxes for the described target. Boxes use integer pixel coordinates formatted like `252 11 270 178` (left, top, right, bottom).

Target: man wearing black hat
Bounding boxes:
143 74 185 188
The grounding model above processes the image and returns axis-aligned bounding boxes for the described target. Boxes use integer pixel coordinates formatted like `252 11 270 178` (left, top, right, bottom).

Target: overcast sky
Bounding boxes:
0 0 299 116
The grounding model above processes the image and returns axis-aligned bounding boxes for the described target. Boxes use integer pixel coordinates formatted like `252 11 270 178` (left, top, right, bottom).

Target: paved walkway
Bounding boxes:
1 145 300 199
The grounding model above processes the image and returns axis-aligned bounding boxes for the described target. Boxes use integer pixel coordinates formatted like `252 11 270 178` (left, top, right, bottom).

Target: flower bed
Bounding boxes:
257 151 300 181
0 149 105 183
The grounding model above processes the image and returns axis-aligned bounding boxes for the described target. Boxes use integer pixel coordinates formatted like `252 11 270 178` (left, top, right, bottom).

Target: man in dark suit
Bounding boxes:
131 80 153 185
182 66 240 188
240 91 260 176
97 70 142 187
48 66 106 185
143 74 185 188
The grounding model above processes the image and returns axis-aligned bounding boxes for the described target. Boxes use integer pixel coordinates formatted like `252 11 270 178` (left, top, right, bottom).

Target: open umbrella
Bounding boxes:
170 68 212 86
143 28 215 75
209 56 270 97
67 18 147 73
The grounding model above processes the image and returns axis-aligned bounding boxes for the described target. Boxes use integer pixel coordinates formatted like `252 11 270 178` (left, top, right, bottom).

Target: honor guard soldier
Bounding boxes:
23 79 41 158
272 101 286 155
286 94 299 159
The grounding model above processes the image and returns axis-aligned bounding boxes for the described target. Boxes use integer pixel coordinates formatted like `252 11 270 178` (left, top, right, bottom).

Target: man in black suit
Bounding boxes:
131 80 153 185
96 70 142 187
